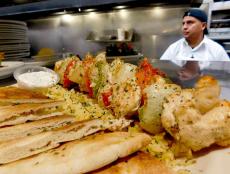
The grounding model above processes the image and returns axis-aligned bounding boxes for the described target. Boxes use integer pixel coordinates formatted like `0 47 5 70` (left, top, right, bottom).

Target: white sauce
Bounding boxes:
18 71 58 88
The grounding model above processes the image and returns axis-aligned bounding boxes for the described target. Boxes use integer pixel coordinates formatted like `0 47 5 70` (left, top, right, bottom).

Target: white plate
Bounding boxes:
0 20 26 26
5 55 29 60
0 41 29 44
6 52 30 56
0 44 30 49
0 29 27 34
1 50 29 54
0 36 27 40
0 24 27 28
185 147 230 174
0 61 24 79
23 56 63 67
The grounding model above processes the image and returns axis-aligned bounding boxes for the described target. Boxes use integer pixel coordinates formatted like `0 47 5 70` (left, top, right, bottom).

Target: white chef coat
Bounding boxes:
160 36 230 69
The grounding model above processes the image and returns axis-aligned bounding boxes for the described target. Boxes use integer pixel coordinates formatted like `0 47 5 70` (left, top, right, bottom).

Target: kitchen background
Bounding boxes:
26 6 186 59
0 0 207 60
0 0 229 61
0 0 229 96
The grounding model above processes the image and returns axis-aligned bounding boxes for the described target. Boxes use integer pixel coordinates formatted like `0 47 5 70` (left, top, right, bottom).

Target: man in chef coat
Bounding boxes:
160 8 229 81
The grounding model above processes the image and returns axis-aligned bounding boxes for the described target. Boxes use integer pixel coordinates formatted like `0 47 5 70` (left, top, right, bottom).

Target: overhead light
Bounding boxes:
118 9 129 19
151 7 163 17
61 14 74 23
84 8 96 12
114 5 127 9
88 12 97 19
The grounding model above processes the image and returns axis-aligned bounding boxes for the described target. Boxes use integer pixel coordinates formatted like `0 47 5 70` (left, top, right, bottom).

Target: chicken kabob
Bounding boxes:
54 52 168 119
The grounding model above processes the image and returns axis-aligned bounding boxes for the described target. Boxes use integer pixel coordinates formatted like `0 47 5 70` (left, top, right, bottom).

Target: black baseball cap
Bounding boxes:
183 8 208 34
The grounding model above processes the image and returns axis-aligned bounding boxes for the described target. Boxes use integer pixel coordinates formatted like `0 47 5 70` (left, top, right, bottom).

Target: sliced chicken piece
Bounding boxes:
161 89 195 140
177 101 230 151
110 58 137 84
194 75 220 114
111 79 141 118
161 75 230 152
97 78 141 118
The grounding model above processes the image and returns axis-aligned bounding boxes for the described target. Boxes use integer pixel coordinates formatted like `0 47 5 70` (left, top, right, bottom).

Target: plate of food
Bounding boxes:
0 61 24 80
52 53 230 174
0 52 229 174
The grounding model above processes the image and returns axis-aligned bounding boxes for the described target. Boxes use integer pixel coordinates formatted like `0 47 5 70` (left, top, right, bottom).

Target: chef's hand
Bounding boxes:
177 61 200 81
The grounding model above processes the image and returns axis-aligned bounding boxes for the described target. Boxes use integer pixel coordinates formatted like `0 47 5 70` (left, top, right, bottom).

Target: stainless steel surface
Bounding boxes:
207 1 230 54
27 6 188 59
151 60 230 99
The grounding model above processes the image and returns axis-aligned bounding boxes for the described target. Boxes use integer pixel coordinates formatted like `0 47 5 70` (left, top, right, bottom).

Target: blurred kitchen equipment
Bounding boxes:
117 28 126 41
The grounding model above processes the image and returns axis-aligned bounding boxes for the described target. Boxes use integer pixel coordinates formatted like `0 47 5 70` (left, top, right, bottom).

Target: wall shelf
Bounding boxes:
86 29 133 43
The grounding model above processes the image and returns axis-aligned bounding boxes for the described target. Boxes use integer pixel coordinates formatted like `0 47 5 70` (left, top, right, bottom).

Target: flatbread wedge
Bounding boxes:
0 101 64 127
0 132 151 174
0 86 53 104
0 118 131 164
0 115 77 143
91 152 174 174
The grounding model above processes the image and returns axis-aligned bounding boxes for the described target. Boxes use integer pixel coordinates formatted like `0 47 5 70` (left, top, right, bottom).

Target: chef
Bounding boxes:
160 8 229 81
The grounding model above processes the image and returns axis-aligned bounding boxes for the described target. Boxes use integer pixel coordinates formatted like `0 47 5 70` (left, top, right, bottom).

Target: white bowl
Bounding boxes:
13 65 59 89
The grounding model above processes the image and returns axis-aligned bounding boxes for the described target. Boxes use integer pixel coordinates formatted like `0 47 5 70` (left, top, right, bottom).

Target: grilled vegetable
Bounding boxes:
139 83 181 134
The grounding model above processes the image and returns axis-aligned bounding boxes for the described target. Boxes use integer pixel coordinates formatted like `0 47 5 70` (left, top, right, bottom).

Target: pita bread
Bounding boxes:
0 115 76 143
0 132 151 174
0 101 64 127
0 118 131 164
91 152 174 174
0 87 53 104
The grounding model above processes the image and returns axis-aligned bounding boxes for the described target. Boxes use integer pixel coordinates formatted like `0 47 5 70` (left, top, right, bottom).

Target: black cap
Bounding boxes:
183 8 208 34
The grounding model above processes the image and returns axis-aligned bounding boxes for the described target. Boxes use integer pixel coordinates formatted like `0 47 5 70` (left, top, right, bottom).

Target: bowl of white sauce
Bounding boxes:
14 65 59 89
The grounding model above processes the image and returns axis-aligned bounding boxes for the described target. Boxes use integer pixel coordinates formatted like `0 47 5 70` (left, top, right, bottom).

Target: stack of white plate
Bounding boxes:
0 20 30 59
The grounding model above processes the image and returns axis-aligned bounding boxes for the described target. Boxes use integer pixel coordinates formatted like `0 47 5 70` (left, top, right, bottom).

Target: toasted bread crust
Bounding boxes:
0 119 131 164
0 87 48 99
0 115 76 143
0 132 151 174
0 101 64 122
91 152 173 174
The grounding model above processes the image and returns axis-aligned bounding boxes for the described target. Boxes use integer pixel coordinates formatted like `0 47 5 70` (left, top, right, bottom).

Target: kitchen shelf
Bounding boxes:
86 29 133 43
211 1 230 11
211 19 230 23
209 36 230 40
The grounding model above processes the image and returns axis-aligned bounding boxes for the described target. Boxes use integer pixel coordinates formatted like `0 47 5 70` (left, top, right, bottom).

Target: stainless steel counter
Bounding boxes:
151 60 230 100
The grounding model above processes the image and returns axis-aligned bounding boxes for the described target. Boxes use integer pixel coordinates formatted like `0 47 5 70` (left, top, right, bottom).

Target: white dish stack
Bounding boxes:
0 20 30 60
